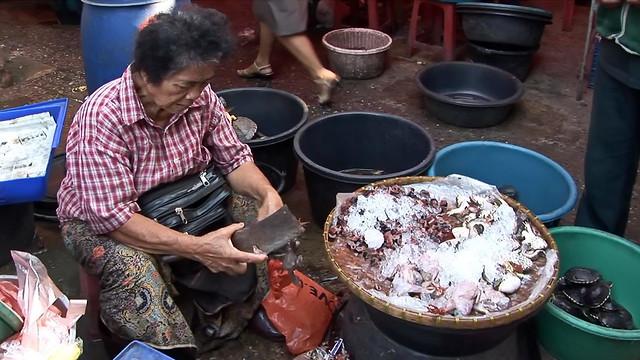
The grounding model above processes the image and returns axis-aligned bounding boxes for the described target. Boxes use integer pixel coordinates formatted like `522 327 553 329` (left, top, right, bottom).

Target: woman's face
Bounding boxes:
142 63 216 114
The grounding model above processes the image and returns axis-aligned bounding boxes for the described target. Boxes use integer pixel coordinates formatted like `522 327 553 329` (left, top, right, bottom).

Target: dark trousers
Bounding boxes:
575 64 640 236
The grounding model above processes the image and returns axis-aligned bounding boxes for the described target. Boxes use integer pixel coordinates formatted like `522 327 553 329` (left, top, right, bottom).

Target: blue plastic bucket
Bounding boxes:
427 141 578 225
80 0 190 93
114 340 174 360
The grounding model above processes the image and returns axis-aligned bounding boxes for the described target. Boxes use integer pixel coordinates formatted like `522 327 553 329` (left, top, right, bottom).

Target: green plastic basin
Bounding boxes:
0 276 22 343
535 226 640 360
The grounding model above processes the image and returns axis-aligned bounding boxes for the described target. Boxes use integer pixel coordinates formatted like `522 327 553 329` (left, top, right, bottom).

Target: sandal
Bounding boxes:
314 76 340 105
237 62 274 78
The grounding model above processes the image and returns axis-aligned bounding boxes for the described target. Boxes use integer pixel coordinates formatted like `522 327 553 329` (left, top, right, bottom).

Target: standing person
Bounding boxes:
237 0 340 105
575 0 640 236
57 6 283 357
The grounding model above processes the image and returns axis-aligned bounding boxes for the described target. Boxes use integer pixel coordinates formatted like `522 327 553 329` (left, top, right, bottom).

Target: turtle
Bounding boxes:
564 267 601 285
551 293 582 317
584 281 612 308
598 308 635 330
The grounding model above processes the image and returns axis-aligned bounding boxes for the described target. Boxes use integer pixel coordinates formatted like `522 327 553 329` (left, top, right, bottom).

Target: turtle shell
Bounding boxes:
565 267 601 285
232 116 258 142
584 281 612 308
581 308 601 324
551 293 582 317
556 276 568 290
598 309 635 330
601 299 622 312
562 286 588 307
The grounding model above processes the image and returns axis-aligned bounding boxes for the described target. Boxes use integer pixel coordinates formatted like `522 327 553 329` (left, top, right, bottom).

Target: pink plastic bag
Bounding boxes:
0 251 86 359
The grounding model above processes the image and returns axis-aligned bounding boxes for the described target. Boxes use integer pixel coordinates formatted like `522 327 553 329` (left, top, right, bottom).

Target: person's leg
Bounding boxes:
277 33 339 104
277 33 333 80
237 22 275 78
255 22 276 67
61 220 197 352
575 68 640 236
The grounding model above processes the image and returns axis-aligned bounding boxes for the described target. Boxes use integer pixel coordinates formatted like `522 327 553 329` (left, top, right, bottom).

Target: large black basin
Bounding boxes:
217 88 308 193
365 300 527 356
293 112 435 226
467 41 537 81
416 61 523 128
457 3 552 48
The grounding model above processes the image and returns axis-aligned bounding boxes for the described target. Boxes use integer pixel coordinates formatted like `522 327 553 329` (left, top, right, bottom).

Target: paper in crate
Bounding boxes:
0 99 68 205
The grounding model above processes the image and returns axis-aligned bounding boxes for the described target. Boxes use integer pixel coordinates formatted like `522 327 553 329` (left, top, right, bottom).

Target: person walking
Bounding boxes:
237 0 340 105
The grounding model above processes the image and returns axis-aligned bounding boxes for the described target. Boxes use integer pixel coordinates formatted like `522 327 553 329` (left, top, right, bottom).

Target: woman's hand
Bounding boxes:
191 223 267 275
257 188 284 220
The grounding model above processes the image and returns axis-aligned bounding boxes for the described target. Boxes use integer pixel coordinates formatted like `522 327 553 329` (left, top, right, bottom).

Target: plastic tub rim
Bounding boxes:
293 112 436 183
416 62 524 108
427 141 578 223
322 28 393 55
456 2 553 22
544 226 640 340
81 0 166 6
216 87 309 148
467 41 539 56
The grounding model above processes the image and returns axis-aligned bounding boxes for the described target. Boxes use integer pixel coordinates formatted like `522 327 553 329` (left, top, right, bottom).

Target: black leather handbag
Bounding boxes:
138 165 232 235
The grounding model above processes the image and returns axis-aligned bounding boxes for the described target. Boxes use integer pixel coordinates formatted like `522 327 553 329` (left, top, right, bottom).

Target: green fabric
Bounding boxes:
597 4 640 55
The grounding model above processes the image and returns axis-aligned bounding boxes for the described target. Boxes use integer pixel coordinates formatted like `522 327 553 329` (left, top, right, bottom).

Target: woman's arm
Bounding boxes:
110 214 267 274
226 161 284 220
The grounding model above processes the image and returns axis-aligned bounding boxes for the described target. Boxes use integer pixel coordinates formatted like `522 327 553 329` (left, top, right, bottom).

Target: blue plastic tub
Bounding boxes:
80 0 190 93
114 340 174 360
427 141 578 225
0 98 68 205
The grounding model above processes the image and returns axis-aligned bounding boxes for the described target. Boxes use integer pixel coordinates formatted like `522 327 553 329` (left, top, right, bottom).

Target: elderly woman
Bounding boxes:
57 6 282 356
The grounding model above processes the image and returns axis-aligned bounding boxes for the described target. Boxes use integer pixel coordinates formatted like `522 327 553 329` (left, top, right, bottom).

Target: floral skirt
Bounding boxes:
61 195 267 353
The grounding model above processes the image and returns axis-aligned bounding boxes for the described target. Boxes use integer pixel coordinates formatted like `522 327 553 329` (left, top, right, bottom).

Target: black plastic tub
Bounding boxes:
217 88 308 193
457 2 552 48
416 62 523 128
293 112 436 226
467 41 537 81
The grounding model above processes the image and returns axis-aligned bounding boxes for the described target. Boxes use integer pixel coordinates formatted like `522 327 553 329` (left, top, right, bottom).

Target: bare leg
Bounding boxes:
277 33 339 104
237 22 276 78
255 22 275 67
277 33 335 81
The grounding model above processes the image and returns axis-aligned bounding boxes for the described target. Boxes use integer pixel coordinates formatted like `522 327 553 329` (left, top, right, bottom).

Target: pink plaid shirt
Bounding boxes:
57 67 252 234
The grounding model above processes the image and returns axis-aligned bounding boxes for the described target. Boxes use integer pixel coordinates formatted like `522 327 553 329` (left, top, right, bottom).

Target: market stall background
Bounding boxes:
0 0 638 359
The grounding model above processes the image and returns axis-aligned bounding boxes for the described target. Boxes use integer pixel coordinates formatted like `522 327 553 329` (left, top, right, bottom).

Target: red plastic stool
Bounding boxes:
79 265 102 340
333 0 394 31
407 0 469 60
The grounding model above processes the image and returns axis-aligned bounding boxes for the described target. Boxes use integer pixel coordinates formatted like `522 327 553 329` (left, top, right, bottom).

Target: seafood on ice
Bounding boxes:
328 175 558 317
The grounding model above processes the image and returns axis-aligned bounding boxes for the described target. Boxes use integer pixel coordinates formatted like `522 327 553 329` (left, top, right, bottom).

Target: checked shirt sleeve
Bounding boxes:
73 112 140 234
205 90 253 174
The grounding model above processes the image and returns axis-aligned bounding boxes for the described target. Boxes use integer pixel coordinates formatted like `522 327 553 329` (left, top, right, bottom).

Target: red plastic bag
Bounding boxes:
262 260 339 355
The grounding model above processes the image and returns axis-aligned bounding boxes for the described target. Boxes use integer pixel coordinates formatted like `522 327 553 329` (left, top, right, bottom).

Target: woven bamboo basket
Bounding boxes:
323 176 559 330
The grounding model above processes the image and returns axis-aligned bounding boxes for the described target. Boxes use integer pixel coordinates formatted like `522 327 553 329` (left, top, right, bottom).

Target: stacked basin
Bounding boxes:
457 2 553 81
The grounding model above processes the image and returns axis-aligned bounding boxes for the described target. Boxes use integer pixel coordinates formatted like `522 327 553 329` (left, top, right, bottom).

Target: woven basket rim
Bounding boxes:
322 27 393 55
323 176 559 330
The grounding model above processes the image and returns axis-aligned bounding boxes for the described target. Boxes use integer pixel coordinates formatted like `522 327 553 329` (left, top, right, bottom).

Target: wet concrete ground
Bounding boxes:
0 0 638 359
